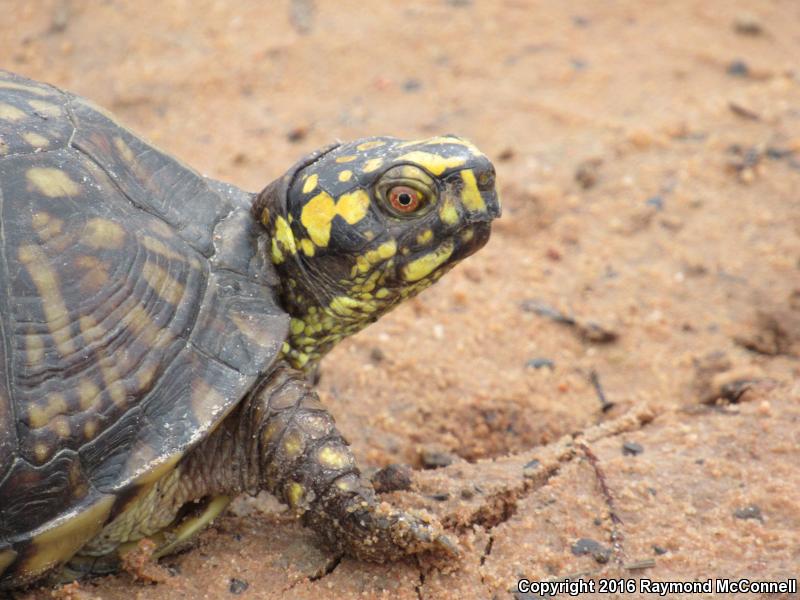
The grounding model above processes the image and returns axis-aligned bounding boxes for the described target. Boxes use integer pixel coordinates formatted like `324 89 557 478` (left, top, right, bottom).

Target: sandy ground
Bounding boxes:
3 0 799 598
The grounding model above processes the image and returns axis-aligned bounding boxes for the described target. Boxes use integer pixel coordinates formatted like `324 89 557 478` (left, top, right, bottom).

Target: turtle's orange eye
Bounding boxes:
388 186 422 213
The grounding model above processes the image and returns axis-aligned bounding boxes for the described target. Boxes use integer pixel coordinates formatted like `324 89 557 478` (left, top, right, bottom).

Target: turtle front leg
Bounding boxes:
244 364 458 562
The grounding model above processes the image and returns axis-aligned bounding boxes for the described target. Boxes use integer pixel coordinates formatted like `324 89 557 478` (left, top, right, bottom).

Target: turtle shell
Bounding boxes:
0 71 289 585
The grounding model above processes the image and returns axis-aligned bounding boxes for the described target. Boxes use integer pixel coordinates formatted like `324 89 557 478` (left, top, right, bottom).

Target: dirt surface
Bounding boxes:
4 1 800 598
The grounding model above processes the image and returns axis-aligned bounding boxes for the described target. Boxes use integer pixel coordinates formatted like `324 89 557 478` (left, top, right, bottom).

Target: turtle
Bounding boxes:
0 70 500 590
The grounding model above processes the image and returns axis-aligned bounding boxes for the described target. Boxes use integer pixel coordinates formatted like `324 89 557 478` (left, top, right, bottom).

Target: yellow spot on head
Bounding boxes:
83 218 125 250
357 140 386 151
335 155 357 163
338 170 352 182
300 190 370 248
23 132 50 149
461 228 474 243
299 238 315 256
336 189 370 224
317 445 353 470
439 198 459 225
302 173 318 194
274 215 297 255
0 102 25 121
402 239 455 282
396 151 466 176
377 239 397 260
26 168 81 198
460 169 487 212
416 229 434 245
260 206 270 226
362 158 383 173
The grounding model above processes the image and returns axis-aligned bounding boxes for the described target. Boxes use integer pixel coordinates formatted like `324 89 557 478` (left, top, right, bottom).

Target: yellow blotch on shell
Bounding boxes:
26 167 81 198
28 99 62 117
113 137 136 164
317 445 353 470
0 102 25 121
83 420 98 440
335 155 357 163
402 239 454 282
27 393 68 429
78 378 101 411
357 140 386 151
375 287 390 299
25 331 45 366
51 416 71 438
141 262 185 306
83 218 125 250
24 495 115 581
33 443 51 463
0 81 49 96
141 235 185 261
23 132 50 149
362 158 383 173
459 169 487 212
338 170 352 182
302 173 318 194
17 244 75 356
300 189 370 247
396 151 465 176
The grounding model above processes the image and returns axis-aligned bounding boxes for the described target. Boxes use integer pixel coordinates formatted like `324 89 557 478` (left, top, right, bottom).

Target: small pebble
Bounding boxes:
371 463 413 493
286 125 309 143
622 441 644 456
402 78 422 92
645 195 664 210
525 358 555 370
733 16 763 36
653 545 668 555
369 347 385 363
420 448 454 469
229 578 249 594
726 60 750 77
734 504 763 521
571 538 611 563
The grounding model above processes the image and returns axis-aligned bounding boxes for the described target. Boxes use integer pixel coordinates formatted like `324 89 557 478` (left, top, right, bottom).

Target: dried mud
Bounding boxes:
3 1 799 598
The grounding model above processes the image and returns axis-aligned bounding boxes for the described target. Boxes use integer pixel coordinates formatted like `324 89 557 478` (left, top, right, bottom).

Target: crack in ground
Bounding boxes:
414 564 426 600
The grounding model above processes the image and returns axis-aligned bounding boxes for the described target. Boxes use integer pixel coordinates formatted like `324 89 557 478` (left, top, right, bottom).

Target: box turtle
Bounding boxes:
0 70 500 590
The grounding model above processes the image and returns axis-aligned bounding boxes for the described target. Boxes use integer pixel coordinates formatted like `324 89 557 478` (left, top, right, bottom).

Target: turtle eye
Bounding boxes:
388 186 423 213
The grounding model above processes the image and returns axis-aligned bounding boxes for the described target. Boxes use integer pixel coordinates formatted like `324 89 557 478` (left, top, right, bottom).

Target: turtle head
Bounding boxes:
254 135 500 372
